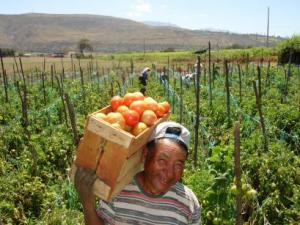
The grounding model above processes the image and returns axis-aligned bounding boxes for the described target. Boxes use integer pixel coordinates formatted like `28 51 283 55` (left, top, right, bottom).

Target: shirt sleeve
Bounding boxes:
96 200 116 225
187 189 201 225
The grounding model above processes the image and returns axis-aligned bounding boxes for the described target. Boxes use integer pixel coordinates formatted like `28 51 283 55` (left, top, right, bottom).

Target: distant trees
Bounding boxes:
0 48 15 57
77 38 93 55
278 35 300 64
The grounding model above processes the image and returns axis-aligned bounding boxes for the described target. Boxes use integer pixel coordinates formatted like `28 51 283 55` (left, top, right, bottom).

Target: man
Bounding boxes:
75 121 201 225
139 67 151 86
138 67 150 95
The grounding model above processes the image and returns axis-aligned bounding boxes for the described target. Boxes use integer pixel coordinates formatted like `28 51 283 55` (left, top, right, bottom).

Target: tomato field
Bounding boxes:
0 50 299 224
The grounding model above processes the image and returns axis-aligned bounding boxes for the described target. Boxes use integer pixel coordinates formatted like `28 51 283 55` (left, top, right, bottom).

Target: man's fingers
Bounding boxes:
75 167 97 187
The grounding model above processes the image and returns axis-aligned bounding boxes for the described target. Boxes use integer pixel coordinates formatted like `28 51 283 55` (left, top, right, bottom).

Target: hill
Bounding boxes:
0 13 283 53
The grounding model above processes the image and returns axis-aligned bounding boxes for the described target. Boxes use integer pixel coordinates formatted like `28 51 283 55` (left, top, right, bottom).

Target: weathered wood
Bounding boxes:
238 64 242 103
55 75 69 128
234 121 242 225
194 56 201 167
224 60 231 123
252 80 268 152
64 92 79 146
208 41 212 109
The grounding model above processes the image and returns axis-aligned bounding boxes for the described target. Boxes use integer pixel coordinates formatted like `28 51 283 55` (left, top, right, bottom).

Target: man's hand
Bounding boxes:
74 167 97 206
74 167 104 225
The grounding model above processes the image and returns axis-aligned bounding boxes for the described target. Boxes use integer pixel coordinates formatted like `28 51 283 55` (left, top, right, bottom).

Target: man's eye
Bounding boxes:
158 159 167 166
175 163 184 171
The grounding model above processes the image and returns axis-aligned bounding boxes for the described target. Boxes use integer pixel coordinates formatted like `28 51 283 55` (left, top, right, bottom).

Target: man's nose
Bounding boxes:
165 165 176 180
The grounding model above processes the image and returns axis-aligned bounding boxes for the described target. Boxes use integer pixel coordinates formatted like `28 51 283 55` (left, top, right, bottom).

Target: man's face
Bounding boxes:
142 139 187 195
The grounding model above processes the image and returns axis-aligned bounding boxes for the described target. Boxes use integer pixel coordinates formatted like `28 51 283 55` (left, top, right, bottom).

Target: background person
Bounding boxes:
75 121 201 225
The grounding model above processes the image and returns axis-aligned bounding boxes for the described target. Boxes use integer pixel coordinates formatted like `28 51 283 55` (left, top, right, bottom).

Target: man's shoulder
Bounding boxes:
168 182 199 205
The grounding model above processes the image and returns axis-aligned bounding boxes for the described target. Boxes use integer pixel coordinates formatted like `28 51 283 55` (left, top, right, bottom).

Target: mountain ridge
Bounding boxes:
0 13 283 53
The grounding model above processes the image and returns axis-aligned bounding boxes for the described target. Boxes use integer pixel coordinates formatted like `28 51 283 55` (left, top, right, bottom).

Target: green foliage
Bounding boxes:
277 35 300 64
0 52 299 224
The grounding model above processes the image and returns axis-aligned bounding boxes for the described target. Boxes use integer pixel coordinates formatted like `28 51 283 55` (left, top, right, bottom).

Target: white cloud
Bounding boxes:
160 4 168 9
126 0 151 18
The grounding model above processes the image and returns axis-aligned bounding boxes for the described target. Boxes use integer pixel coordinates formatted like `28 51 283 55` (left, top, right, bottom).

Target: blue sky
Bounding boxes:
1 0 299 37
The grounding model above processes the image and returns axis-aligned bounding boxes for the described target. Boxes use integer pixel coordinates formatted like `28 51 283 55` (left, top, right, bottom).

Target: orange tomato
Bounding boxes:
144 97 158 111
133 92 145 101
116 105 129 114
159 101 170 113
155 104 166 118
106 112 125 129
132 122 148 136
129 100 147 115
141 110 157 126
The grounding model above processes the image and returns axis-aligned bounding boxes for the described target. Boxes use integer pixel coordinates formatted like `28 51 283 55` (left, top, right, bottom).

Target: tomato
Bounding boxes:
122 109 140 127
129 100 147 115
116 105 129 114
110 96 124 111
230 184 238 195
106 112 125 129
141 110 157 126
159 101 170 113
123 93 136 106
144 97 158 111
246 189 257 200
132 122 148 136
93 112 107 121
155 104 166 118
133 91 145 101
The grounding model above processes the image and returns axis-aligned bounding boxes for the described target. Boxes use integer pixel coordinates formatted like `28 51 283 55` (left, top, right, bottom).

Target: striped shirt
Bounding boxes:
96 176 201 225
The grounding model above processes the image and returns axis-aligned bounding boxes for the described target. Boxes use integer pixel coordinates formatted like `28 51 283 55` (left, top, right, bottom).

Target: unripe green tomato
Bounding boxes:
242 183 251 192
246 189 257 199
230 184 237 195
206 211 214 220
213 217 221 225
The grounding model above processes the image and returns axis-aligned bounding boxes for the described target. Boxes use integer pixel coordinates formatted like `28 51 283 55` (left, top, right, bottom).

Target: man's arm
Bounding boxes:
74 167 104 225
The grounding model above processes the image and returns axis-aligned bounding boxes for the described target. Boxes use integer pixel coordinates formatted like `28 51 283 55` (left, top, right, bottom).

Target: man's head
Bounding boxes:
140 122 190 195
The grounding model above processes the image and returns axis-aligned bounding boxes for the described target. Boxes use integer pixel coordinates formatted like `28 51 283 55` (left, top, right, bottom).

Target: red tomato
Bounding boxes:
129 100 147 115
122 109 140 127
123 93 135 106
110 96 124 111
159 101 170 113
141 110 157 126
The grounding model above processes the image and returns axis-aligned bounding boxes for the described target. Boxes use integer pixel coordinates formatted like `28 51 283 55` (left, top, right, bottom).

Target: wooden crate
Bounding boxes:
71 105 169 201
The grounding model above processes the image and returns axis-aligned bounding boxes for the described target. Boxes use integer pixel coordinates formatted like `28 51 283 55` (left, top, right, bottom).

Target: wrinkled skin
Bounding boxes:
137 138 187 195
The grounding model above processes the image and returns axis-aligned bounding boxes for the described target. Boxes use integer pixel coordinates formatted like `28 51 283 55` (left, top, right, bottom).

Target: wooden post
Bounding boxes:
257 66 262 98
0 56 9 102
179 67 183 124
224 60 231 124
172 76 176 114
64 92 79 146
238 64 242 104
55 75 69 128
234 121 242 225
252 81 268 152
193 56 201 167
208 41 212 110
265 60 271 87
